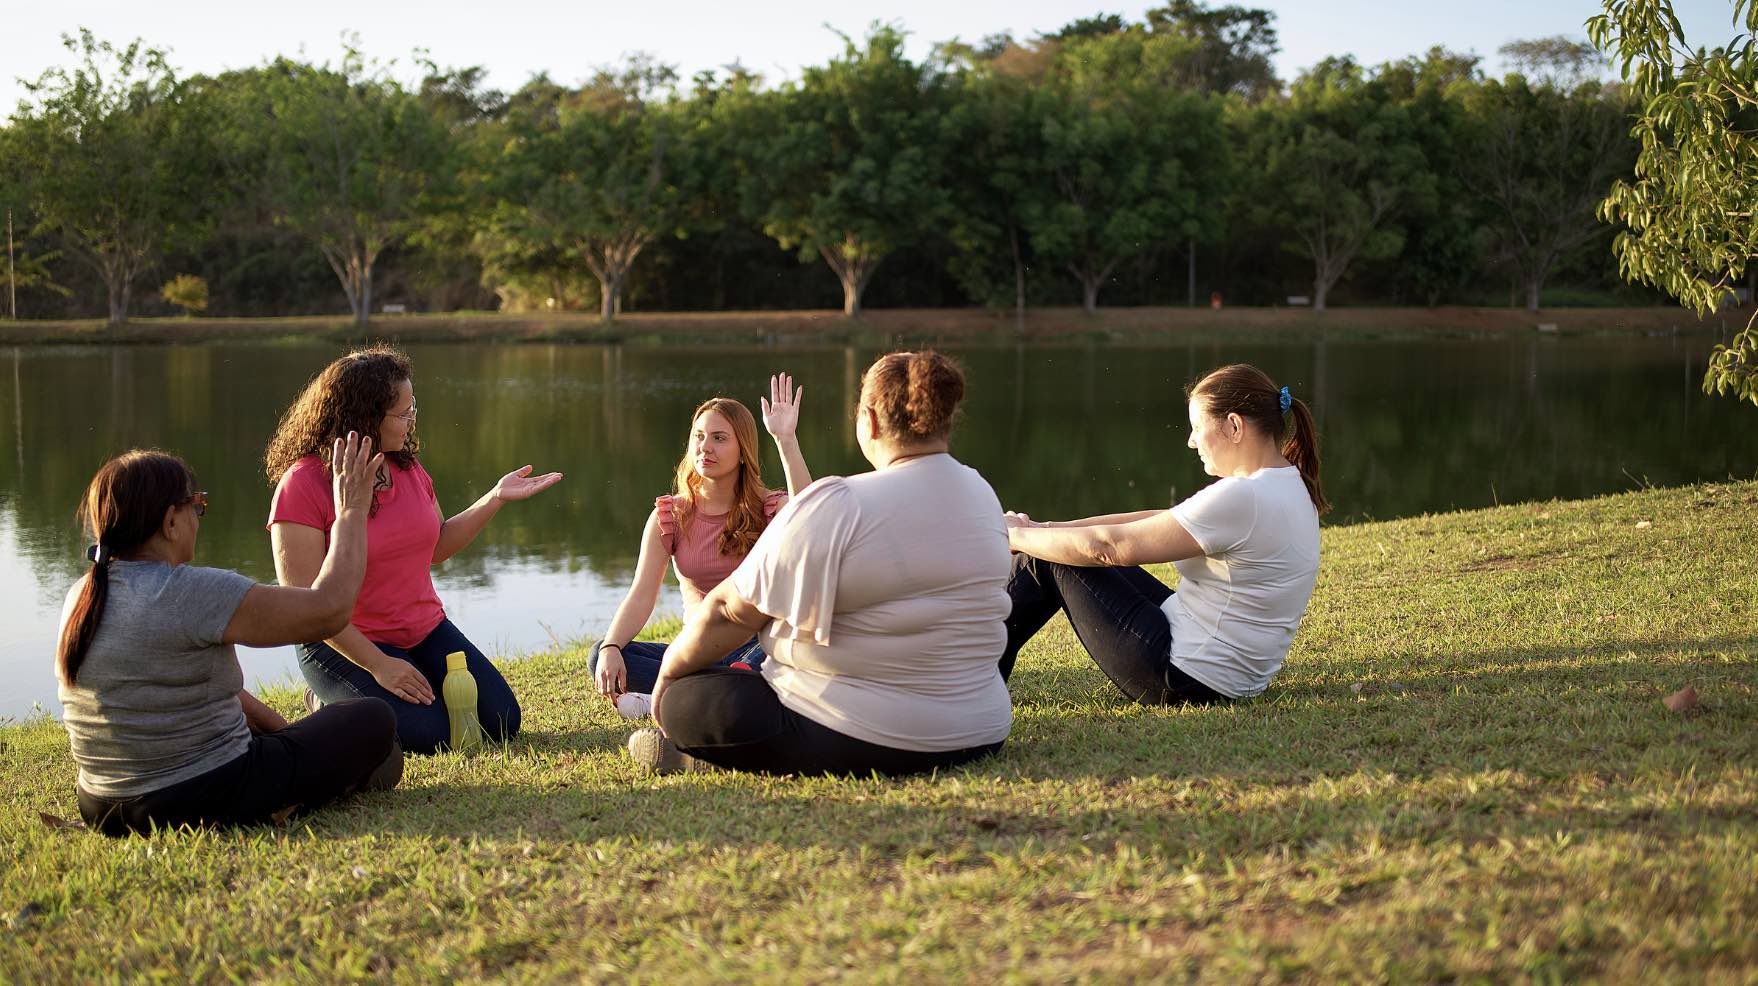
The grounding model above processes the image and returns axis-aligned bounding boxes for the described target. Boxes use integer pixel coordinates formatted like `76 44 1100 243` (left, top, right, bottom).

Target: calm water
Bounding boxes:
4 335 1753 719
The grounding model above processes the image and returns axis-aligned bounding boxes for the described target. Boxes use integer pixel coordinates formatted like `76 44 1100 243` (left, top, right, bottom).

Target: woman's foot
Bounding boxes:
615 692 653 720
626 727 705 774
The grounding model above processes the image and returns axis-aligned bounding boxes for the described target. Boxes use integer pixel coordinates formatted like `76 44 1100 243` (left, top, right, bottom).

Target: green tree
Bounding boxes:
1027 30 1230 313
940 66 1045 318
738 26 952 318
1457 42 1633 311
1143 1 1282 101
1374 48 1485 306
1249 58 1432 311
11 31 208 326
225 49 452 327
487 58 688 322
1590 0 1758 405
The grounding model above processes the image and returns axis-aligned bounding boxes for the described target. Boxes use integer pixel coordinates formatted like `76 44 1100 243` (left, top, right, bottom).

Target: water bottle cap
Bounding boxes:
445 651 468 672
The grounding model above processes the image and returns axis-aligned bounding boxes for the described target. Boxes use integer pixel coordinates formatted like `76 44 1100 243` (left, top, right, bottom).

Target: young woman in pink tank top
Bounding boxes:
591 375 811 715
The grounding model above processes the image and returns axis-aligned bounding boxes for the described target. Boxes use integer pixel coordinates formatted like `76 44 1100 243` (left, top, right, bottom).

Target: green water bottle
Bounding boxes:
441 651 483 752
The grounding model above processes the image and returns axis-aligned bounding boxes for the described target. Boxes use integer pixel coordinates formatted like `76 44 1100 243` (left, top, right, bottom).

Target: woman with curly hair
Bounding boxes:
590 375 809 718
264 347 562 754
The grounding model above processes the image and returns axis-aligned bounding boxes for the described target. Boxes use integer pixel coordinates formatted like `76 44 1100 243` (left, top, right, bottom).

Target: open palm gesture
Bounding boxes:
761 372 804 441
492 465 564 502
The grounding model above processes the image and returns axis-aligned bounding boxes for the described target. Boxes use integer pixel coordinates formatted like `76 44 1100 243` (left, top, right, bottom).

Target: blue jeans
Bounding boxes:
588 636 766 695
298 618 522 755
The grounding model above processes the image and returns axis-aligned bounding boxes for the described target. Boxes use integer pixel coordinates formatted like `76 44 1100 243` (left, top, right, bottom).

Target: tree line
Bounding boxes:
0 5 1659 328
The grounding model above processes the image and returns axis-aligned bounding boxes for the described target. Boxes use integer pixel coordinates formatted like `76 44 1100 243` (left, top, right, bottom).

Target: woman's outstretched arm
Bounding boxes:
432 465 564 564
761 372 812 496
651 579 769 731
1006 509 1205 568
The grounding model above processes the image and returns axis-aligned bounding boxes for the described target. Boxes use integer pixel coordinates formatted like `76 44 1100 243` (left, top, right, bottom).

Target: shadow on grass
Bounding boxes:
266 637 1755 851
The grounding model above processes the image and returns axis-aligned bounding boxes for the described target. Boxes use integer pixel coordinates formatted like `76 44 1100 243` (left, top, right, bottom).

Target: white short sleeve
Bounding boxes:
731 478 861 645
1170 477 1256 556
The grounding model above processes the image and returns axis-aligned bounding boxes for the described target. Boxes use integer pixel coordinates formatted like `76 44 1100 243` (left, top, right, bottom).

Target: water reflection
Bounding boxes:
2 335 1752 717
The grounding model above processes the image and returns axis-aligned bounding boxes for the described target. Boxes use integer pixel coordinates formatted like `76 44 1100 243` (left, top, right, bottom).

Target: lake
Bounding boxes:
4 333 1753 719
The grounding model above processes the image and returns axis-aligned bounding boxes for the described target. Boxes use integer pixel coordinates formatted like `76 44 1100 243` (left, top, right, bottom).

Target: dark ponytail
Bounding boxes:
862 350 965 441
1188 364 1329 515
57 451 198 685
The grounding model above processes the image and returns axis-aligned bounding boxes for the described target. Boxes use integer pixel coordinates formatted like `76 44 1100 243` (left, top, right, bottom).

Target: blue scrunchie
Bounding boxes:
1279 387 1293 413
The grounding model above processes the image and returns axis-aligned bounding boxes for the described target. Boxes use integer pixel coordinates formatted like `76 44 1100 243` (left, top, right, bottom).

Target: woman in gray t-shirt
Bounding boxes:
57 435 400 836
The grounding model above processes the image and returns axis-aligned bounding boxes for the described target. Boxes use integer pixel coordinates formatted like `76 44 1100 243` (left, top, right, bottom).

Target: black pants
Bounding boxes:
77 698 402 837
660 667 1005 777
1001 552 1227 705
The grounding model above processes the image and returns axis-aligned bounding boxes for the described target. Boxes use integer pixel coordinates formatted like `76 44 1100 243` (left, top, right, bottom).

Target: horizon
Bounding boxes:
3 1 1740 113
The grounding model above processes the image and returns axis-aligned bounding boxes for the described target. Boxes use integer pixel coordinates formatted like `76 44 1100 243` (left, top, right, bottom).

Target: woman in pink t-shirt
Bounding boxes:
264 347 563 754
590 375 810 716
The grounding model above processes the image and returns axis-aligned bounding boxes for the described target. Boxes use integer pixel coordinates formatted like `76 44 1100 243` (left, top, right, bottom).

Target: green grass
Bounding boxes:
3 482 1755 982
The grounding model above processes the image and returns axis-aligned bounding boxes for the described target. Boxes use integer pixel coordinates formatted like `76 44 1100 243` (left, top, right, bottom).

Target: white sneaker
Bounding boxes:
615 691 654 720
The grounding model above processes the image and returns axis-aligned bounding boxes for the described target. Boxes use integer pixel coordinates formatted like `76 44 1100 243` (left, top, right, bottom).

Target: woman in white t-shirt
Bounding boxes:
629 351 1014 776
1002 364 1327 703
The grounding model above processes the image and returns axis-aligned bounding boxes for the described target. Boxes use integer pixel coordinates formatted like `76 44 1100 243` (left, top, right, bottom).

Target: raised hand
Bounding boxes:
492 465 564 503
760 372 804 441
331 431 382 515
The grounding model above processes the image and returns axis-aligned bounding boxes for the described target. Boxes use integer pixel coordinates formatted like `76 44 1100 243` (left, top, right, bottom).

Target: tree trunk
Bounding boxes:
1525 269 1543 312
1081 278 1101 315
1187 238 1197 308
597 272 620 322
106 277 129 328
819 239 880 319
1009 224 1026 329
356 253 374 328
1313 277 1329 313
1072 258 1117 316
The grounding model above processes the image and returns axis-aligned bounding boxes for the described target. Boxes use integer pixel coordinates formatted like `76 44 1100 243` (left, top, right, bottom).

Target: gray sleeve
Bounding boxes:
169 566 258 647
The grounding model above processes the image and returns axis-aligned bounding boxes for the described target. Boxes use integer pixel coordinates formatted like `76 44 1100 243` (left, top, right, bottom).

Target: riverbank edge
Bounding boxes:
2 304 1749 347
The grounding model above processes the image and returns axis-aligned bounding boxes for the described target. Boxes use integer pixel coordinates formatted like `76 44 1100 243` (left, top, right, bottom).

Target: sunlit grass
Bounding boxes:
3 482 1754 981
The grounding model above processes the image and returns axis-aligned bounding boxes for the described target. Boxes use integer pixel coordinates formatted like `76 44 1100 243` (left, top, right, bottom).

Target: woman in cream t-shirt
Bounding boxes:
628 351 1012 776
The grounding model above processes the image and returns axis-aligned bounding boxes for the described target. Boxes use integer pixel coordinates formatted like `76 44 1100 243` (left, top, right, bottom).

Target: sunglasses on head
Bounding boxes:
181 491 209 517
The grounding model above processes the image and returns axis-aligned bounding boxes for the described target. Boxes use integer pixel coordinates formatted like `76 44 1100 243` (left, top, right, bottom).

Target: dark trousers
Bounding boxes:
77 698 401 837
298 618 521 755
589 636 767 695
660 667 1005 777
1001 552 1227 705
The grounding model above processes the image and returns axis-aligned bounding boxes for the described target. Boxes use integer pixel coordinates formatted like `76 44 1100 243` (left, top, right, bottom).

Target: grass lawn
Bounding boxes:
2 481 1754 982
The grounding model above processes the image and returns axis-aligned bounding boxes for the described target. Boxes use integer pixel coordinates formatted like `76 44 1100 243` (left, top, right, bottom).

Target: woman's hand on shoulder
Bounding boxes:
331 431 383 516
761 372 803 441
493 465 564 503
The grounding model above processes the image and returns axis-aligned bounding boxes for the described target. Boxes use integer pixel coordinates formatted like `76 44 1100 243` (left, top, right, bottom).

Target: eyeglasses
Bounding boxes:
182 491 209 517
390 403 418 422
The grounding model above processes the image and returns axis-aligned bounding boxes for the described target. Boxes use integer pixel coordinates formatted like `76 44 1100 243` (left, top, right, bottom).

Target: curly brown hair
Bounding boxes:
264 347 420 494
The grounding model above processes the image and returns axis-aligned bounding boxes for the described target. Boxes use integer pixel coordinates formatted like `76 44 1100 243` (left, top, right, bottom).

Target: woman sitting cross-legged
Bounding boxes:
632 351 1013 777
589 375 810 719
59 435 402 837
1000 363 1326 704
266 347 563 754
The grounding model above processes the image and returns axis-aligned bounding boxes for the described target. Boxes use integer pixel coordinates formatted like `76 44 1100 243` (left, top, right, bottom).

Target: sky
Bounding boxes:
2 0 1742 111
